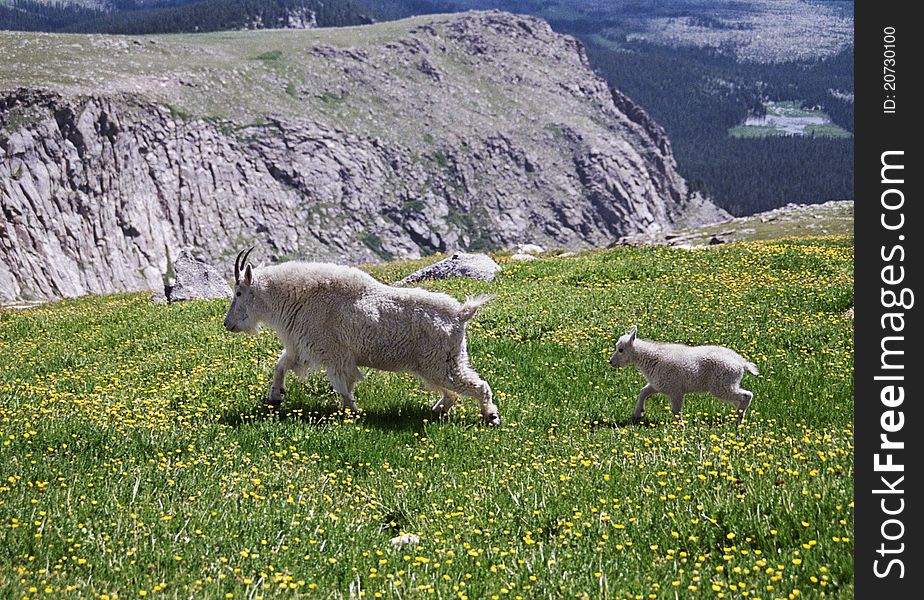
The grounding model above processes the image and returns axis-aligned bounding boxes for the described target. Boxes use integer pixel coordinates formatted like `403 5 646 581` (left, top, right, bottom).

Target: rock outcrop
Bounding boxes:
396 252 501 286
165 249 232 302
0 11 727 302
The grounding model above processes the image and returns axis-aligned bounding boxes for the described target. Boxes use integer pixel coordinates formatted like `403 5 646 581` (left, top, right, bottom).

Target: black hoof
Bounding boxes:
483 413 502 427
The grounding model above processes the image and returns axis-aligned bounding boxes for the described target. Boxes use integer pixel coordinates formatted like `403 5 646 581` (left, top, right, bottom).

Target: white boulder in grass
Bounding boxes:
389 534 421 548
517 243 545 255
395 252 501 285
609 327 758 424
154 248 232 303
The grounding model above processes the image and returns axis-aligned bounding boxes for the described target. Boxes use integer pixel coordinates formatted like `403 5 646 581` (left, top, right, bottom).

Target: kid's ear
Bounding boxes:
628 326 637 342
243 263 253 287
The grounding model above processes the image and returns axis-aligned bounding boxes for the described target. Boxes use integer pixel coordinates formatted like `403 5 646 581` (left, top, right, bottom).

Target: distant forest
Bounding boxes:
0 0 101 30
576 34 854 215
0 0 371 33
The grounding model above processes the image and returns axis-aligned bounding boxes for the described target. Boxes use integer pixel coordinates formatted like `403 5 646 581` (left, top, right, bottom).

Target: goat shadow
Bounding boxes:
583 412 744 430
218 395 441 433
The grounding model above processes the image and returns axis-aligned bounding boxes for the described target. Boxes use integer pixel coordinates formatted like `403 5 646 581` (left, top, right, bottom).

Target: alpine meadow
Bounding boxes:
0 237 854 598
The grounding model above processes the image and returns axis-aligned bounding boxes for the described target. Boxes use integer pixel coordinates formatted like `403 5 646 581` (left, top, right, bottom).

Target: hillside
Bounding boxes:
4 2 855 216
0 235 855 597
0 12 726 302
359 1 856 215
617 200 853 246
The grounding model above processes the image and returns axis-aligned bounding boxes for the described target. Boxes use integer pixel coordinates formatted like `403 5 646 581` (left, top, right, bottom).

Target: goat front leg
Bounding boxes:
431 389 458 418
631 384 655 424
669 393 686 427
267 350 294 406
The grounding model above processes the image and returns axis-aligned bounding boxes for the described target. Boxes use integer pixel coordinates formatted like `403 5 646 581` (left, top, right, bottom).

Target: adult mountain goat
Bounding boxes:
223 248 501 425
609 326 758 424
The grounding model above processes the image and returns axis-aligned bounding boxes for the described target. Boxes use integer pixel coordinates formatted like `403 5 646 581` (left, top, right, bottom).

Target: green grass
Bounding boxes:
255 50 284 62
632 201 854 246
0 238 854 598
728 124 852 139
728 125 782 138
802 124 853 139
0 104 49 134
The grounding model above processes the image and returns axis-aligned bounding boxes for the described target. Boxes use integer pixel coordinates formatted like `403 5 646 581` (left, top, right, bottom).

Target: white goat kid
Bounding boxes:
223 248 501 425
609 327 758 424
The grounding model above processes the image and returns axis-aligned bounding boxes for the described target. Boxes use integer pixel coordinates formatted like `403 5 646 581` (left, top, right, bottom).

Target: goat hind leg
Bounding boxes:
716 387 752 423
326 365 362 413
734 389 753 423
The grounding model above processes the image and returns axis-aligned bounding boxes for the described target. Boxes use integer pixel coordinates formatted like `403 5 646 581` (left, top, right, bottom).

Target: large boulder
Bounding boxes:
396 252 501 286
164 249 232 302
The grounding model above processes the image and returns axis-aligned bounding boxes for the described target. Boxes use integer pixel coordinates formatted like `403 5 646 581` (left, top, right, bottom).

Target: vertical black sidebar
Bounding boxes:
855 3 920 597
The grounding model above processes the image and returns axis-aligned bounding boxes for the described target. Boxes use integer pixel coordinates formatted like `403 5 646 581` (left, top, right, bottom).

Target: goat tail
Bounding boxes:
744 361 759 376
458 294 495 321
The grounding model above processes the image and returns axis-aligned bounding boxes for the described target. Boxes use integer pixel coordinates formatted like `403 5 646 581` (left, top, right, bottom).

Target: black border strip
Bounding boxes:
855 3 920 595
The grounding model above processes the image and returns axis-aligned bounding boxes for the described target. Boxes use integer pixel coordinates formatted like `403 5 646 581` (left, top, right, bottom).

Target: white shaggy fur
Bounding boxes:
223 258 501 425
609 327 758 423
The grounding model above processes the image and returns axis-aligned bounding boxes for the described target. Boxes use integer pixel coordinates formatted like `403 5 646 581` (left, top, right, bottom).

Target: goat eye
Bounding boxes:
236 291 242 297
618 348 624 353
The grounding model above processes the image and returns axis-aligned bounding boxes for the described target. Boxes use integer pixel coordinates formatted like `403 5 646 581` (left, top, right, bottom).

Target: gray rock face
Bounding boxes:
0 12 728 302
396 252 501 286
166 249 232 302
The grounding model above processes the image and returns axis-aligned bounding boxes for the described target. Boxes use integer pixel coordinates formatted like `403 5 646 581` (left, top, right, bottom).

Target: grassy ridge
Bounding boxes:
0 14 582 143
0 238 854 598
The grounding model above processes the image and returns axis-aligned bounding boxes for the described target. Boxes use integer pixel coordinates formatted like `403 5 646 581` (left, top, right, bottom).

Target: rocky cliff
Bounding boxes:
0 11 727 302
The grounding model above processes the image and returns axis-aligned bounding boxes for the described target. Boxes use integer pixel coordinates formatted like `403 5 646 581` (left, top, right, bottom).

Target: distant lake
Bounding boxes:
729 100 851 138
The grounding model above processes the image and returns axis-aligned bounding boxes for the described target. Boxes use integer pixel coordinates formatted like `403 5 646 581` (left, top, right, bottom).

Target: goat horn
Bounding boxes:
234 248 247 284
241 246 256 274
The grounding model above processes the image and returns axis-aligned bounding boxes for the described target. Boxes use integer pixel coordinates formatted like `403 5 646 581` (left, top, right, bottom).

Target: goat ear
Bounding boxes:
242 263 253 287
628 326 637 342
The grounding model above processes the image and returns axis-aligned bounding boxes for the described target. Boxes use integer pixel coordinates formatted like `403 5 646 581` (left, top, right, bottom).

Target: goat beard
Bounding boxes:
235 322 261 335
